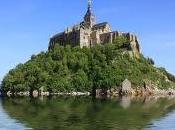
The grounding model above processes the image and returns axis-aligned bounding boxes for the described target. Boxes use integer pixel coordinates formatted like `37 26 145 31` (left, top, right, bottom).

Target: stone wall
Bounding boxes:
80 28 91 47
49 29 81 50
49 28 141 58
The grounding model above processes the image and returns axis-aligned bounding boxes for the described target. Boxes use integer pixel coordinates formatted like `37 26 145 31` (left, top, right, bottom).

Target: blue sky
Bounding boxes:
0 0 175 81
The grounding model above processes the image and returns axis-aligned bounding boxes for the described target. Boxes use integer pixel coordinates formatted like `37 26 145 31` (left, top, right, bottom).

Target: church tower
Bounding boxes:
84 0 96 28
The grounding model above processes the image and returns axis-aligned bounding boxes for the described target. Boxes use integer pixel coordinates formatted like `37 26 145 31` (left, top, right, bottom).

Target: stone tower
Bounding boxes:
84 0 96 28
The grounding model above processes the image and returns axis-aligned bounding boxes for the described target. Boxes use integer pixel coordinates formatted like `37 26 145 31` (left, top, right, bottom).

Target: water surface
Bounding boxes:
1 96 175 130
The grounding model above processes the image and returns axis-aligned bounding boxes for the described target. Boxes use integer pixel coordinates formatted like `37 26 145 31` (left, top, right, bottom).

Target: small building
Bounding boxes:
120 79 132 95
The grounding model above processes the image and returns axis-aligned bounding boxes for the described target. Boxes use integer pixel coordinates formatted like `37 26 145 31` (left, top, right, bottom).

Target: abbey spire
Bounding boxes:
88 0 92 11
84 0 96 28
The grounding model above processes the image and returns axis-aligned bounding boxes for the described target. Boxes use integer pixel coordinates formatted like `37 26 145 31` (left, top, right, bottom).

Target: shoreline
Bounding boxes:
1 87 175 98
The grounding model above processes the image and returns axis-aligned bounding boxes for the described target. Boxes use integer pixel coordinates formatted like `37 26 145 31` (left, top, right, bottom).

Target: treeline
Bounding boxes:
2 37 175 93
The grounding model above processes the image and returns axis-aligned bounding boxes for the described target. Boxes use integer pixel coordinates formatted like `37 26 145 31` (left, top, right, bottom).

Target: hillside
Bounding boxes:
2 37 175 95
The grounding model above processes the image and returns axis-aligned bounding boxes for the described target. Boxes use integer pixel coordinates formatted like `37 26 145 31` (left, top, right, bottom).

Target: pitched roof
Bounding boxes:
92 22 108 28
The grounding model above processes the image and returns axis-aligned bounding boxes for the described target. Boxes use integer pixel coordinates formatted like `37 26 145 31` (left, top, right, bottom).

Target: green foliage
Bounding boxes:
147 57 155 65
113 36 131 50
159 67 175 82
2 37 175 93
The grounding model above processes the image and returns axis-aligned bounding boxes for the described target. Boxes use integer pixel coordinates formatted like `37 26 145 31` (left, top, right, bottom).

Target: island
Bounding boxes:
1 0 175 97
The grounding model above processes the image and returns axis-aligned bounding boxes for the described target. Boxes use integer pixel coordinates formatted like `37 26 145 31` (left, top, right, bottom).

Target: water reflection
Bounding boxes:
1 96 175 130
0 99 32 130
119 96 131 109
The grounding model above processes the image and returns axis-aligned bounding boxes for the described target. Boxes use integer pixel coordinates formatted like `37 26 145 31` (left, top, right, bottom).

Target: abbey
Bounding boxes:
48 0 140 57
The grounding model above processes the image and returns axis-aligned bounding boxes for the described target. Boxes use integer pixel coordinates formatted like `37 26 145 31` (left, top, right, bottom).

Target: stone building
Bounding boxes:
120 79 133 95
49 0 140 57
122 79 132 92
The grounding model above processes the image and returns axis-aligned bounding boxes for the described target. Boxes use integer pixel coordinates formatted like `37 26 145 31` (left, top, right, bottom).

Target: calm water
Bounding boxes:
0 96 175 130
